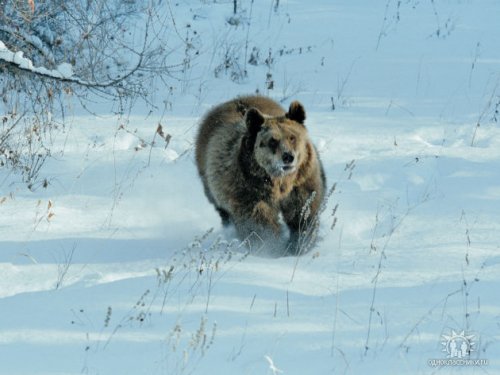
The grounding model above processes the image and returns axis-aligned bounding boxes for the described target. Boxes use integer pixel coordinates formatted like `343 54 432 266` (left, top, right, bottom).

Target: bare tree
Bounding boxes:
0 0 184 188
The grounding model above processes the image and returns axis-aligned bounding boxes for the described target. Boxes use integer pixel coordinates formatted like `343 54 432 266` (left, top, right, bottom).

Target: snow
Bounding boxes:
0 40 14 61
1 39 74 80
1 1 500 374
56 63 74 79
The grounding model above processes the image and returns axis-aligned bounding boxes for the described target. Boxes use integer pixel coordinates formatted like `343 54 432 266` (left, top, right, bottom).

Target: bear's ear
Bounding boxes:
286 101 306 125
245 107 265 135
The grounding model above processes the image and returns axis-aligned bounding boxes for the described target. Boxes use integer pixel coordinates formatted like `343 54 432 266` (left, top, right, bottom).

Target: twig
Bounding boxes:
471 80 499 146
55 243 76 290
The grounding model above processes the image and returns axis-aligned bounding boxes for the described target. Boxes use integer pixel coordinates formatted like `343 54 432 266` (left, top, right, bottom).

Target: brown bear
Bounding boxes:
195 95 326 255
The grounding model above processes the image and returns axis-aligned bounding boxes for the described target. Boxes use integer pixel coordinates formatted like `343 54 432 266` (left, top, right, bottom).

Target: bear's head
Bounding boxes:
245 101 309 178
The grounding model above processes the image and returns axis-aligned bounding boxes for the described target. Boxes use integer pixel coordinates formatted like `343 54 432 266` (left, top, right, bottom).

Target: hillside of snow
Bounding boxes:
1 1 499 374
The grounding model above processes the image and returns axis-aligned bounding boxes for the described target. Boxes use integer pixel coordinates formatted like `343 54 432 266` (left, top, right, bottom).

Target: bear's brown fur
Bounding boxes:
195 95 325 255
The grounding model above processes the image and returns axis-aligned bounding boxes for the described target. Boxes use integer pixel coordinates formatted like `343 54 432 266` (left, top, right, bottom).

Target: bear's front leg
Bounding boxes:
281 187 322 255
234 200 281 252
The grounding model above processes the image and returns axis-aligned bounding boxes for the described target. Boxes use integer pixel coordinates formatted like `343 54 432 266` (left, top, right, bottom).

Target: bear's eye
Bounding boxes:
259 141 265 148
268 138 279 150
289 135 296 144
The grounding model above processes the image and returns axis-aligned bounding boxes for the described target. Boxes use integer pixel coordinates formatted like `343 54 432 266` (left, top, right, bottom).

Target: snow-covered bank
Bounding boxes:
1 0 500 374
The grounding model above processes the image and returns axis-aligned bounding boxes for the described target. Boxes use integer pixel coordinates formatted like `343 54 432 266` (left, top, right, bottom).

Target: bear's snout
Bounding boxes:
282 152 294 164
